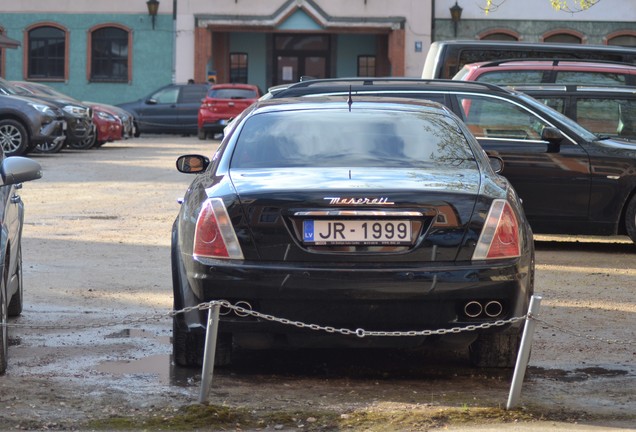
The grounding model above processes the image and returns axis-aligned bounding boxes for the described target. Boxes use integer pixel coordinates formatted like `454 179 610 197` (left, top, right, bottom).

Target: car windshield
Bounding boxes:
209 88 257 99
231 108 478 169
515 92 599 141
0 77 22 96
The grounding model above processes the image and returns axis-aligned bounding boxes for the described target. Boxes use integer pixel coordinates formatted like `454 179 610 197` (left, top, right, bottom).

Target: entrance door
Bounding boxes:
274 35 330 85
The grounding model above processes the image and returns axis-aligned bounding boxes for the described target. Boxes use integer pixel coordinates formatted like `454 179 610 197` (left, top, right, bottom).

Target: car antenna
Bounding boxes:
347 85 352 112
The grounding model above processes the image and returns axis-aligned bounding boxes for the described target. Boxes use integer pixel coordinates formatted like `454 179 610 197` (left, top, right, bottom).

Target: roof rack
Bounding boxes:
510 84 636 94
478 58 636 68
277 77 507 94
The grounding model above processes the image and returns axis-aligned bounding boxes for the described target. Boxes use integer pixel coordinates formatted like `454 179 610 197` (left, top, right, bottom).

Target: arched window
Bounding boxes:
543 30 584 44
607 33 636 47
479 30 520 42
89 25 131 82
27 24 67 80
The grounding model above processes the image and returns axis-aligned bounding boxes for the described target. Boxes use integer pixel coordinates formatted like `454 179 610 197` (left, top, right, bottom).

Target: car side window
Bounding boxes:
577 98 636 139
475 70 544 85
533 97 566 114
457 95 549 141
151 87 179 104
180 85 208 103
555 72 626 86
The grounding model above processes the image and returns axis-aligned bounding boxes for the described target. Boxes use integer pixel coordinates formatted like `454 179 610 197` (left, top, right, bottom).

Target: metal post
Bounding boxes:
507 295 542 410
198 303 220 404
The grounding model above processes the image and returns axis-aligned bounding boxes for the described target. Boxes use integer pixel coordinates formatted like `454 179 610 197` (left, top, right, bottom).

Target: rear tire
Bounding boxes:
197 128 207 140
625 195 636 244
469 328 521 368
172 316 232 367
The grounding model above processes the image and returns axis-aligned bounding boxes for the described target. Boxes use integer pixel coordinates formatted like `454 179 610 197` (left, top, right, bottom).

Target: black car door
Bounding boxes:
451 93 592 229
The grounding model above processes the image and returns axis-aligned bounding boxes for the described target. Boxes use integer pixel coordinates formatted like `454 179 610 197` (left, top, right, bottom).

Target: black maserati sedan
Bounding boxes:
171 96 535 369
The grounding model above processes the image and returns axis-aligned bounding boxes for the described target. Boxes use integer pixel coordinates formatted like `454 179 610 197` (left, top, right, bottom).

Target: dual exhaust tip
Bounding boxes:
219 300 253 317
463 300 503 318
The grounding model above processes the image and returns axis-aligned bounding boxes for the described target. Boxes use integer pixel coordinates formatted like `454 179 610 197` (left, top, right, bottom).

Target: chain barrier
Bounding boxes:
6 300 523 337
4 300 634 345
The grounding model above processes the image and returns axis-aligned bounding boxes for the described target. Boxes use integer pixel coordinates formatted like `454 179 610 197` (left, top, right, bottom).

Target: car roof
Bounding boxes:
252 95 455 114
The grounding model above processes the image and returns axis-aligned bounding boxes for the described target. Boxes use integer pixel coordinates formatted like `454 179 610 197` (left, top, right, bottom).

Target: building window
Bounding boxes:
607 34 636 47
479 30 520 41
358 56 376 77
89 26 130 82
543 31 584 44
229 53 248 83
27 25 66 79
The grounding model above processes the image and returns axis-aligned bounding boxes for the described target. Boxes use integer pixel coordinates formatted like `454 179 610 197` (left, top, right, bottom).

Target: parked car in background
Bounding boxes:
117 83 208 135
0 93 66 156
80 101 123 148
510 85 636 142
197 83 261 139
0 155 42 374
422 40 636 79
9 80 93 152
173 96 535 369
271 78 636 244
453 59 636 87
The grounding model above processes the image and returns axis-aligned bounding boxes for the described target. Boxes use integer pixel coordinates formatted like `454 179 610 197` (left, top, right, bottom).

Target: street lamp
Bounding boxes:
450 2 463 38
146 0 160 30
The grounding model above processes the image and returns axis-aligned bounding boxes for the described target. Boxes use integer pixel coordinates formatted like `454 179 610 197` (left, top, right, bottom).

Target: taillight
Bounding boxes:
193 198 244 260
472 199 521 260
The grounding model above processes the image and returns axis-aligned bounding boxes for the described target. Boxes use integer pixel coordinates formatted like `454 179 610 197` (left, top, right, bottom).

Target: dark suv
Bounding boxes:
0 93 66 156
269 78 636 243
117 83 209 135
0 78 92 153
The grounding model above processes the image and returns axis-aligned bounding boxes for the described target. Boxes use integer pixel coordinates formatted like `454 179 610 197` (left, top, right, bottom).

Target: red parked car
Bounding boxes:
197 83 261 140
82 102 124 148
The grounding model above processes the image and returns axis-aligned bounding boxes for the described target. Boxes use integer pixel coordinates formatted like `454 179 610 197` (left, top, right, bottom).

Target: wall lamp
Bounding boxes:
450 2 463 37
146 0 160 30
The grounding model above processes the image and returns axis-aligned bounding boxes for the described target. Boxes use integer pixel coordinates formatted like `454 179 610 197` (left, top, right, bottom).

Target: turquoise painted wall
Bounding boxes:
336 34 376 78
229 32 267 92
0 13 173 105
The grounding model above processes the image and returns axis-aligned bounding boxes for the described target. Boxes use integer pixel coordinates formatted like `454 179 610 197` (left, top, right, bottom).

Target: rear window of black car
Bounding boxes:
230 109 477 169
209 89 258 99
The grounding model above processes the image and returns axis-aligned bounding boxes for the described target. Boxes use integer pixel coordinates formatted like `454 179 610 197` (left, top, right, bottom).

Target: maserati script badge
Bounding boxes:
324 197 395 205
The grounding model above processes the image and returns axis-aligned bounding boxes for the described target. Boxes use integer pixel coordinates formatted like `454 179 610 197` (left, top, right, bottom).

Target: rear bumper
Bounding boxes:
176 256 533 348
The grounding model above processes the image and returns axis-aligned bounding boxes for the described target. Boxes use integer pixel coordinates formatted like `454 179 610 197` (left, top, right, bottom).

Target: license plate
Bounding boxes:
303 220 412 245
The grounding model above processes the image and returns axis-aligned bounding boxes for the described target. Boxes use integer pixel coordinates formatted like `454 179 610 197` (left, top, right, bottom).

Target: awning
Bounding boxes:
0 34 21 49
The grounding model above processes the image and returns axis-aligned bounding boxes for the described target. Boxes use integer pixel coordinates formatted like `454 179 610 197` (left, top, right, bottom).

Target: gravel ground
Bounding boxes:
0 136 634 431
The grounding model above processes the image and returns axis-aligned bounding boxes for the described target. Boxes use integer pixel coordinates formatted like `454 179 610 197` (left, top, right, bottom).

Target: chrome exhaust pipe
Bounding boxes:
484 301 503 317
234 301 253 317
464 301 483 318
218 299 232 316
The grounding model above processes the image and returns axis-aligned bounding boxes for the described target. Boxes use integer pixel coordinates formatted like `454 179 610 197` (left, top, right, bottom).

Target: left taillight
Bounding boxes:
193 198 244 260
472 199 521 260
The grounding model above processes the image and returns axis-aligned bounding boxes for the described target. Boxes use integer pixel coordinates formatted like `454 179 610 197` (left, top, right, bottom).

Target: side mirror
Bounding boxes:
541 127 564 153
488 155 504 174
146 98 158 105
1 156 42 185
176 154 210 174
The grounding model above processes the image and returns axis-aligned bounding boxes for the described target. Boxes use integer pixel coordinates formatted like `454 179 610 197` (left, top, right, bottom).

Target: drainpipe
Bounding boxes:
431 0 436 43
172 0 177 83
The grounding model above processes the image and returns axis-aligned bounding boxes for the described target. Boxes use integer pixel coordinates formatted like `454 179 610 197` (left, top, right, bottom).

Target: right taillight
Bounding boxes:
193 198 244 260
472 199 521 260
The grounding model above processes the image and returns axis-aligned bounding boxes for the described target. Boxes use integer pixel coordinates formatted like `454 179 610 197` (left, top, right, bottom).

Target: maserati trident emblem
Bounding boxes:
324 197 395 205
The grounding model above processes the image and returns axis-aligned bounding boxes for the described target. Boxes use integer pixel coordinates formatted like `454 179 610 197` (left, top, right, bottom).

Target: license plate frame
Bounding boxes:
303 219 413 245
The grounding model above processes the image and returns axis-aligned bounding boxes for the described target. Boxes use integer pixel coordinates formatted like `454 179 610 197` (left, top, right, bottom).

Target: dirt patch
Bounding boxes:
1 137 634 431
